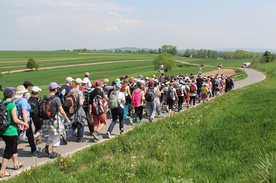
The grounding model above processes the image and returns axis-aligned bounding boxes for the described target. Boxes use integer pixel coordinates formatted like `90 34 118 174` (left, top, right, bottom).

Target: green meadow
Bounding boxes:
0 51 234 96
2 51 274 182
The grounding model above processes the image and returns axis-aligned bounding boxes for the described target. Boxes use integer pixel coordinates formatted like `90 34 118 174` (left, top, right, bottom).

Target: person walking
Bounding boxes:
65 78 86 143
0 87 29 178
41 82 71 159
189 80 198 106
29 86 43 145
166 82 178 116
89 80 107 141
129 82 145 124
13 85 41 156
146 80 161 122
106 83 125 138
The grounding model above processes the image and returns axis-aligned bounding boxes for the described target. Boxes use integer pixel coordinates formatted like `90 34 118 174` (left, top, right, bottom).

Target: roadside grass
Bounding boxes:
5 61 276 182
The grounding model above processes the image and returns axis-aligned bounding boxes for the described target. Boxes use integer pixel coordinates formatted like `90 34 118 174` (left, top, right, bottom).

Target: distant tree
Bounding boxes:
161 45 177 56
26 58 38 70
263 51 273 63
152 52 176 71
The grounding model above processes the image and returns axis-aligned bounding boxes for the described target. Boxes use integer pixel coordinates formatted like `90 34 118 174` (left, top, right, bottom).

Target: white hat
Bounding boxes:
75 78 83 84
32 86 42 92
15 85 28 98
82 77 90 84
66 77 74 82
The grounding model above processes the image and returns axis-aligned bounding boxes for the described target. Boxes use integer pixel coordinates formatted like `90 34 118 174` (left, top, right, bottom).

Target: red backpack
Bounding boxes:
190 84 196 93
131 89 142 107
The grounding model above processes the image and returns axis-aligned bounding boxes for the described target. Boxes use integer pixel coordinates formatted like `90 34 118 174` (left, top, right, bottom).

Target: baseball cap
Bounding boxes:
95 80 102 86
85 72 90 77
75 78 82 84
4 87 16 98
66 77 74 82
49 82 60 90
32 86 42 92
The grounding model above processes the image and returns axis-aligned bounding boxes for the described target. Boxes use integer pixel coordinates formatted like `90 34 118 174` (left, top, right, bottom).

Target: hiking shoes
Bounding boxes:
49 152 60 159
92 132 99 141
62 136 68 145
32 147 41 156
129 118 134 125
42 147 50 157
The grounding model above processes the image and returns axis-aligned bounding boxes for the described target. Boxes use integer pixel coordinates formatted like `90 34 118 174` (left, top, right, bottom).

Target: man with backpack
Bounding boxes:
28 86 43 145
41 82 71 159
166 82 178 116
89 80 108 141
65 78 86 143
177 80 186 112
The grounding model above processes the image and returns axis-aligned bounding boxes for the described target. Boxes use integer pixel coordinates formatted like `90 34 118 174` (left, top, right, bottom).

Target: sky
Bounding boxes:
1 0 276 51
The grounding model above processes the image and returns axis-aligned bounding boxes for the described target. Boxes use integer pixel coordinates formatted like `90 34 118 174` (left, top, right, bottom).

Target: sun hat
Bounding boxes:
85 72 90 77
32 86 42 92
4 87 16 98
49 82 60 90
75 78 82 84
104 78 109 83
66 77 74 82
82 77 90 84
15 85 28 98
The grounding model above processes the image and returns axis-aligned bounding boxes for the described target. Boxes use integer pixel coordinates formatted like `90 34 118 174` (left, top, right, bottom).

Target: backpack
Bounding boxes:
108 90 120 109
166 87 174 101
63 90 77 114
92 94 105 116
175 85 181 96
145 88 155 102
0 102 11 132
28 96 41 118
40 95 58 120
131 89 142 107
190 84 196 93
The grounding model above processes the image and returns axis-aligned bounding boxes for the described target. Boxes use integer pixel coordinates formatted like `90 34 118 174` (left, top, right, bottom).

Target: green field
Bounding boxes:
0 51 244 95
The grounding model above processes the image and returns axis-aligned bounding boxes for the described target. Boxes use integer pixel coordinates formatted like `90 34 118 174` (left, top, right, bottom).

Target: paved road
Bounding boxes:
233 68 266 89
0 68 266 179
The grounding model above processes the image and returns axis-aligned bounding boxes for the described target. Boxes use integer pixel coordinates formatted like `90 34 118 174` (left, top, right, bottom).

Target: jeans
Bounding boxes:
107 107 124 134
66 122 84 142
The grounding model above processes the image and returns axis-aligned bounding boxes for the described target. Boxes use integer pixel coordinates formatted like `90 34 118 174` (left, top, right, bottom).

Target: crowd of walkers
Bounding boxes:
0 71 234 178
